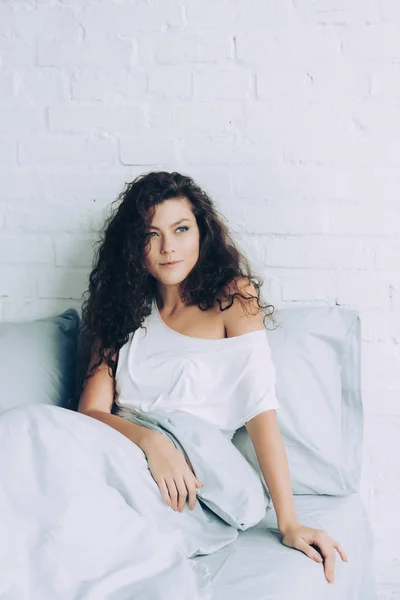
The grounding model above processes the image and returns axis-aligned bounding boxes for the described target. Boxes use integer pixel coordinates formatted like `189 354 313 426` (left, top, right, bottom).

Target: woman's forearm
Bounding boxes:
245 410 299 534
82 409 160 453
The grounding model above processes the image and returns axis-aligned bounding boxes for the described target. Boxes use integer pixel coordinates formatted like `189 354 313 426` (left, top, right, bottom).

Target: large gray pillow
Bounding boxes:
0 309 80 414
232 306 362 497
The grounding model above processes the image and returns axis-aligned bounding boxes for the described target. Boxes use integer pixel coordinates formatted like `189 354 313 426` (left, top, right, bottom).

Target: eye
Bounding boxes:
176 226 189 233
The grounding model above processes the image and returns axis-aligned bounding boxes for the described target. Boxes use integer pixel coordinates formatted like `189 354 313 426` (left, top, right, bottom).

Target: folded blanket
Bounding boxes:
115 405 270 528
0 403 269 600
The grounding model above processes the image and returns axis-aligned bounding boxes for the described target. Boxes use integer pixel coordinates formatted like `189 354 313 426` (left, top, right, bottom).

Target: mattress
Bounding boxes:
193 492 378 600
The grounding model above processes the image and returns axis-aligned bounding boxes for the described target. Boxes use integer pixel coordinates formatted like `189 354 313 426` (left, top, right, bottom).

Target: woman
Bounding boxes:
77 170 348 587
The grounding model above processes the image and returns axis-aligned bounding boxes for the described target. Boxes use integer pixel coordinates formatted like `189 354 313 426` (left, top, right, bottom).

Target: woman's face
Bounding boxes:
143 197 200 286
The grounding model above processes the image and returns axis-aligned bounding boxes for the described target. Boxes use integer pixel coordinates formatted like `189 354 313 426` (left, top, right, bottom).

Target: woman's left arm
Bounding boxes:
222 277 348 585
246 410 348 584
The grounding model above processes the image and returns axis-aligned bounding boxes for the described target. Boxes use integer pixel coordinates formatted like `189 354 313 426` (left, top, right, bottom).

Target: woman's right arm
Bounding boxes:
77 342 160 453
77 341 203 511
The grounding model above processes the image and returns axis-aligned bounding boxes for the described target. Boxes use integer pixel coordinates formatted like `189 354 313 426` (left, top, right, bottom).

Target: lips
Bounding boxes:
160 261 181 266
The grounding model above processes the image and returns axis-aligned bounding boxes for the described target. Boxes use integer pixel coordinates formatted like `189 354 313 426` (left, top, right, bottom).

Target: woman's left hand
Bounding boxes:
280 523 348 584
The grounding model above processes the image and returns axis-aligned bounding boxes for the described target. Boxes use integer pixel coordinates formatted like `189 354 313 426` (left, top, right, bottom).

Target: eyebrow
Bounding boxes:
148 218 192 231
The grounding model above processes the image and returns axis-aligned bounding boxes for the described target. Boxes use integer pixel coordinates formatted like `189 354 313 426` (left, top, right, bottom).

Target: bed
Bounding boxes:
0 303 378 599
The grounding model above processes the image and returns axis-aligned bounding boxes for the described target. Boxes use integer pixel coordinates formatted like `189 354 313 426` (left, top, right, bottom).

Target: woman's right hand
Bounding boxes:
141 431 203 512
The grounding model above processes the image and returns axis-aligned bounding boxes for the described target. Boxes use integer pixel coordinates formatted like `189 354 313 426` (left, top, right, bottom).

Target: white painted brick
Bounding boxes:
278 268 394 308
38 37 135 68
374 490 400 527
230 164 332 203
0 266 32 296
180 166 232 201
33 265 88 300
293 0 379 24
81 3 183 33
54 235 97 267
72 69 147 103
363 389 400 417
0 39 36 67
2 297 82 323
334 271 395 309
233 234 268 271
18 138 115 167
4 201 102 234
375 240 400 271
273 267 337 303
358 308 400 343
265 236 375 269
236 26 341 69
256 269 282 310
371 62 400 95
182 137 283 166
379 0 400 22
0 140 18 166
194 69 253 100
154 33 232 64
237 199 329 235
119 135 180 165
234 0 291 30
171 101 243 137
184 0 238 29
14 68 70 105
355 96 400 137
148 67 192 99
0 108 46 135
0 72 15 105
51 172 130 204
343 23 400 59
0 235 54 264
374 549 400 588
325 201 400 236
0 172 54 202
306 59 371 105
49 106 148 134
362 342 400 390
256 70 313 101
284 125 400 168
392 285 400 310
0 4 80 40
364 417 400 486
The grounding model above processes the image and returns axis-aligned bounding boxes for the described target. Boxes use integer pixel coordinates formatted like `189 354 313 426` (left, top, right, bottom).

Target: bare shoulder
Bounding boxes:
219 276 265 338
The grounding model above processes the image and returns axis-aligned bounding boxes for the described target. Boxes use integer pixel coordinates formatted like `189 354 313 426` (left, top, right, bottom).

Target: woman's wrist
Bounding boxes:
278 519 300 535
138 429 164 454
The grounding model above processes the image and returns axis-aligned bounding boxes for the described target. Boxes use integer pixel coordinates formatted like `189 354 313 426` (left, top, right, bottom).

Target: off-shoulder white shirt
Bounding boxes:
114 298 280 439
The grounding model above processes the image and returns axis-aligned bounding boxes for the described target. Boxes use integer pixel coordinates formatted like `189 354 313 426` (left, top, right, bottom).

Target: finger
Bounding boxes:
332 540 349 562
316 538 336 583
185 479 198 510
165 479 179 511
175 477 188 512
195 479 203 488
156 479 172 508
295 538 323 563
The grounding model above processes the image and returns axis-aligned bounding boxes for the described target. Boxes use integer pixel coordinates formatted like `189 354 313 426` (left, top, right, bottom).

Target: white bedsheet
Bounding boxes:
0 404 377 600
195 493 378 599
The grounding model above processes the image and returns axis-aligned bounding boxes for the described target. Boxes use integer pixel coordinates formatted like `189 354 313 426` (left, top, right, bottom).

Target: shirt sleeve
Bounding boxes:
230 333 280 430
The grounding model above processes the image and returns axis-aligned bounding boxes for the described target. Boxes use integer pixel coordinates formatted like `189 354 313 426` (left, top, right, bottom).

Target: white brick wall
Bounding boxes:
1 1 399 595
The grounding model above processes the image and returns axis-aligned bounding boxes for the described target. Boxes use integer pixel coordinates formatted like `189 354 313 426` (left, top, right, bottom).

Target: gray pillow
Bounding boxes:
232 306 363 497
0 309 80 414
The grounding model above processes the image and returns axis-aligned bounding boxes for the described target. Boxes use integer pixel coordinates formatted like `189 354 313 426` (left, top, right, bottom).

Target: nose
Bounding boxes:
160 236 175 257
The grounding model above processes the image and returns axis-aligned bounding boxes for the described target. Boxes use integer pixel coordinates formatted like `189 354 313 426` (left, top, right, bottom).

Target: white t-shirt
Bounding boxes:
114 298 280 438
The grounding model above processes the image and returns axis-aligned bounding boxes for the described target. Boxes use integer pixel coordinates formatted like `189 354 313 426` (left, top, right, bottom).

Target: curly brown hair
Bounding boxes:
74 170 276 410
